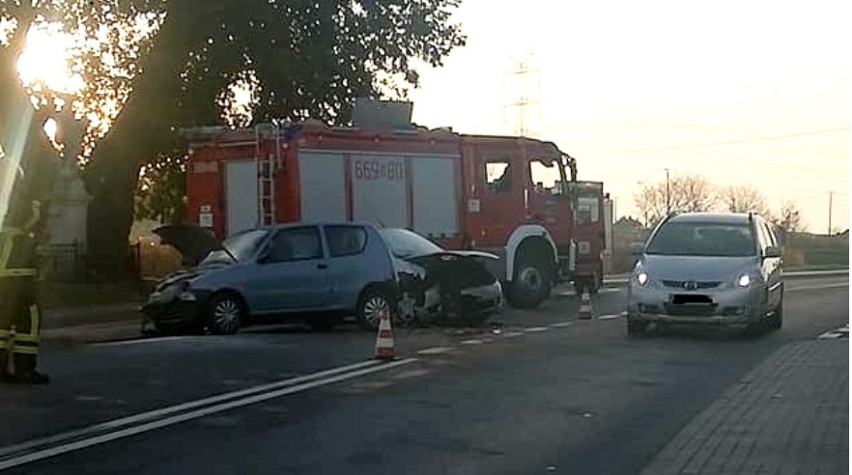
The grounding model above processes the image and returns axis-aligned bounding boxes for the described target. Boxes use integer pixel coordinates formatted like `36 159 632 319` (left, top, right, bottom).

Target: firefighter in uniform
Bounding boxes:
0 88 69 385
0 200 48 384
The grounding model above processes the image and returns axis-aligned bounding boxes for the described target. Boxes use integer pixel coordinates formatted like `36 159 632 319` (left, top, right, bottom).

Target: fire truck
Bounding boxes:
181 106 611 309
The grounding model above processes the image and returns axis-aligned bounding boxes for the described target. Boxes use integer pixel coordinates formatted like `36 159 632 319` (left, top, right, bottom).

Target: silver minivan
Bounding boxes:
626 212 783 335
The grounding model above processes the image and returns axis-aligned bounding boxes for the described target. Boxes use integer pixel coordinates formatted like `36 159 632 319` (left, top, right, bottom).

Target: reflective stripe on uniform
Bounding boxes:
13 333 39 343
0 228 37 278
11 305 41 344
30 304 40 333
5 343 37 355
0 268 37 278
0 230 41 356
0 228 22 271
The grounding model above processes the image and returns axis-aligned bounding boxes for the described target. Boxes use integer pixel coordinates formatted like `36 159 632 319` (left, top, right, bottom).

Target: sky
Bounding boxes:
408 0 851 233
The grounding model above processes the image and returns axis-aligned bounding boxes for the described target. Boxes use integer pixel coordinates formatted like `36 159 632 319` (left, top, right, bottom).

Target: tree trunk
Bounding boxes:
81 15 187 279
82 128 145 278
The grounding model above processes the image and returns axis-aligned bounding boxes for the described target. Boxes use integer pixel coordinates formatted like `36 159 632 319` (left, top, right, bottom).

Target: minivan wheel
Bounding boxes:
207 293 244 335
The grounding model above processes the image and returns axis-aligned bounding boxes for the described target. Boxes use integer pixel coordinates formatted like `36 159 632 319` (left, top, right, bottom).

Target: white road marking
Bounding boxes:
416 346 455 355
788 283 848 292
556 288 622 297
0 359 384 459
598 314 622 320
818 333 842 339
818 325 849 339
460 339 484 345
0 358 417 471
524 327 549 333
550 322 574 328
90 336 189 347
502 331 524 338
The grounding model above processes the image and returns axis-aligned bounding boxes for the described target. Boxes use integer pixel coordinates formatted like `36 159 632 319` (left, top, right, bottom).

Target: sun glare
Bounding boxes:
17 23 85 95
219 70 261 129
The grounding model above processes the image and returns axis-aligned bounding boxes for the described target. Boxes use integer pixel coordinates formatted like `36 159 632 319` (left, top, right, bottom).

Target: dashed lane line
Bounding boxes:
416 346 455 355
524 327 550 333
818 325 849 339
550 322 574 328
460 339 484 345
90 336 189 347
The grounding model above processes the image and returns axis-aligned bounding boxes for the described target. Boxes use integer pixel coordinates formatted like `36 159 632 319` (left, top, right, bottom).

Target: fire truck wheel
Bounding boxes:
206 292 245 335
508 258 552 309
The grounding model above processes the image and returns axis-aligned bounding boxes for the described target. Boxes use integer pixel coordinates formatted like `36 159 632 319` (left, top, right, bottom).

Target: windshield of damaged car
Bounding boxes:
645 222 756 257
201 229 269 264
379 229 443 259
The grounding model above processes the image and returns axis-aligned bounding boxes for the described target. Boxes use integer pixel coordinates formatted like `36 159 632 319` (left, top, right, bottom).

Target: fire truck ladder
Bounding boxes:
255 123 280 226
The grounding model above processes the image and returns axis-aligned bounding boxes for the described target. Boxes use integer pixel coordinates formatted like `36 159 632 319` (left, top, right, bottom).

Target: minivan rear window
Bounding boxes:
646 222 756 257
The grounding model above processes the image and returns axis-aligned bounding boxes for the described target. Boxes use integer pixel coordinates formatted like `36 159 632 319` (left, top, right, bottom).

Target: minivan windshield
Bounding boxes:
201 229 269 264
645 222 756 257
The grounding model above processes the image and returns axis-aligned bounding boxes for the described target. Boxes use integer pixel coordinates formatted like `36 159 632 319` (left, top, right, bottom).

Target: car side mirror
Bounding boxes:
257 246 273 264
764 246 781 258
630 242 646 257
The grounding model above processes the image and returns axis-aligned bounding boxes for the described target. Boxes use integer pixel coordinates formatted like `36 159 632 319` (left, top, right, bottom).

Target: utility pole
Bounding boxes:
828 191 833 235
504 56 540 137
665 168 671 214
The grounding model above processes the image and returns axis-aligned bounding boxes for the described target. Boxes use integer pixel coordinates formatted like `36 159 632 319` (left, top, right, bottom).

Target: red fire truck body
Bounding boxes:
183 120 610 308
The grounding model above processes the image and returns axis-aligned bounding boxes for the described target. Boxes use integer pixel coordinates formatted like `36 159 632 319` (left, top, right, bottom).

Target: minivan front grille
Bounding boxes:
662 280 721 290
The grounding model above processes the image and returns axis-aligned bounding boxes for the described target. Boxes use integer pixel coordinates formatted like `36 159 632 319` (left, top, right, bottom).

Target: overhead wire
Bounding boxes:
583 128 849 156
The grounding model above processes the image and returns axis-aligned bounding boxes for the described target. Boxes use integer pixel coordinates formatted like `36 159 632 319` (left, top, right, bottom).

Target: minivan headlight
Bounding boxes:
636 272 649 286
737 274 751 287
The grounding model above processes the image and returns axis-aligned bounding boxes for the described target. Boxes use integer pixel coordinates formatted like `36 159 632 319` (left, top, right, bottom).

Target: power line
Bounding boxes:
584 128 850 156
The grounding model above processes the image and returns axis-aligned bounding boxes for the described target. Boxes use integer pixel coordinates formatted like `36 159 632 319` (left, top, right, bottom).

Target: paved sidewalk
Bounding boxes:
641 339 849 475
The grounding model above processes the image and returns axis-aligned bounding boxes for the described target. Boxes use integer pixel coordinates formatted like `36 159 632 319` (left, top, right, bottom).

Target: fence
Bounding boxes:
37 241 182 283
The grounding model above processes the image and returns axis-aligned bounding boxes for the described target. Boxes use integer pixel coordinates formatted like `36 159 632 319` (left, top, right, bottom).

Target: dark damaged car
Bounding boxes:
378 228 502 327
141 223 502 335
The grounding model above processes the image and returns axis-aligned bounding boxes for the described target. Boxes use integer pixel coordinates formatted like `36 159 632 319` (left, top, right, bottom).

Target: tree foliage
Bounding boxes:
771 201 804 246
633 174 718 227
718 184 770 217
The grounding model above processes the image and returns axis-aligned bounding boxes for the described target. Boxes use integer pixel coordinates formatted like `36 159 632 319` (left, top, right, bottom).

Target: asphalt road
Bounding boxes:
0 275 847 474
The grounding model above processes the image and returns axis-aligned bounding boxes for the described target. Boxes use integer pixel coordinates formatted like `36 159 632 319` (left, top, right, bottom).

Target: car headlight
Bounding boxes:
636 272 649 286
737 274 751 287
179 291 197 302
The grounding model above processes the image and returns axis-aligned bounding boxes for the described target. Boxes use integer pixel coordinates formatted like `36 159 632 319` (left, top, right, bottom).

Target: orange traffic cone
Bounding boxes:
374 308 396 360
578 290 593 320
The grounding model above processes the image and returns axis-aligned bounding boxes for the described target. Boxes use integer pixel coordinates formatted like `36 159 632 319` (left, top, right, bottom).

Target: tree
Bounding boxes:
633 174 718 227
771 201 804 246
135 153 185 225
671 174 717 213
80 0 466 276
718 184 770 216
633 182 667 228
